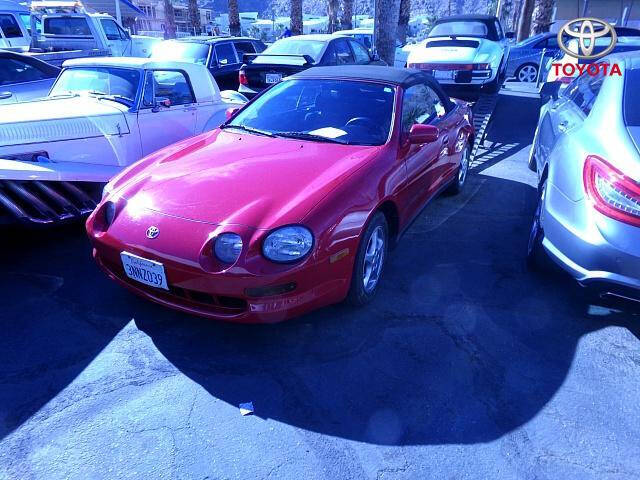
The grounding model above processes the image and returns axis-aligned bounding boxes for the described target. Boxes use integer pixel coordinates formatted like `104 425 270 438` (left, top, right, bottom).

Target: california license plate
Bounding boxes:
434 70 455 80
120 251 168 290
265 73 282 84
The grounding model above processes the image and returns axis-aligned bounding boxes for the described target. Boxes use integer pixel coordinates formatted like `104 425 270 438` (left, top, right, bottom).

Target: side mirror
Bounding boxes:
408 124 439 144
505 31 515 39
0 92 13 100
540 81 561 101
151 98 171 112
225 107 240 120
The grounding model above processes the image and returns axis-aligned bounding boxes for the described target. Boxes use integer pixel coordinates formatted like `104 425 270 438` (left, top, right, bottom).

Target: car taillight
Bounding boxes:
239 69 248 86
583 155 640 227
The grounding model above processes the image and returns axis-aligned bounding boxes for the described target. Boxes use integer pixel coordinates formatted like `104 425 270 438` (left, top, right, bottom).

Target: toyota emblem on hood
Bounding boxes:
146 226 159 239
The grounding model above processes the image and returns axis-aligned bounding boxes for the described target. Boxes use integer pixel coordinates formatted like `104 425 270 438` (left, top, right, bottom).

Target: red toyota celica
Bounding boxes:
87 66 474 323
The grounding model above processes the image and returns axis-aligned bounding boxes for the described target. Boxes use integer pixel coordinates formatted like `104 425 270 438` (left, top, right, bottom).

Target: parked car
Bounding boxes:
238 34 385 99
406 14 511 93
0 50 59 104
506 32 559 82
0 57 246 225
150 36 267 90
332 28 416 67
87 66 474 323
0 0 30 52
527 52 640 303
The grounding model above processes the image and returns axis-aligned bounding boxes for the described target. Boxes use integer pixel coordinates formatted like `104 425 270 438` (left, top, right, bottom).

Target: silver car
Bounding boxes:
527 52 640 303
0 50 59 104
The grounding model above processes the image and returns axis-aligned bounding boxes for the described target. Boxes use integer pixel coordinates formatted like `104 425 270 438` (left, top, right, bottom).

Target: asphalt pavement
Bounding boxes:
1 90 639 480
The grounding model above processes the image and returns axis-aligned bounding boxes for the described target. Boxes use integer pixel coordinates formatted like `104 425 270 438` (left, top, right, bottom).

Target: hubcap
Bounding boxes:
458 148 469 185
518 65 538 83
362 226 385 293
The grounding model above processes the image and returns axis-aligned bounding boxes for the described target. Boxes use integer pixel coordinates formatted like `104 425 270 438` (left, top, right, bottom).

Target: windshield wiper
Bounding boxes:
275 131 349 144
88 91 134 107
220 124 276 137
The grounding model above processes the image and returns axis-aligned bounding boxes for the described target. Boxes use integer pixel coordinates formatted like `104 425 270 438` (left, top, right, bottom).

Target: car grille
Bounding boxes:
0 180 102 225
101 255 248 316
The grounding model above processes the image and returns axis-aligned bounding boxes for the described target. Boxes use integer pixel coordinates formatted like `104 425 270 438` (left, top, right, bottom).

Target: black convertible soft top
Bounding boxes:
290 65 455 110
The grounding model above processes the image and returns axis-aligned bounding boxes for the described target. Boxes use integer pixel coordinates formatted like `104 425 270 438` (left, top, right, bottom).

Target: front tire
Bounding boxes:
347 212 388 306
527 180 550 270
446 144 471 195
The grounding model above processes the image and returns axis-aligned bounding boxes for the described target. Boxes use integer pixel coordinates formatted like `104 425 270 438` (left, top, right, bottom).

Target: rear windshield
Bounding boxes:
44 17 91 36
254 39 325 65
429 21 488 38
150 41 210 65
624 69 640 126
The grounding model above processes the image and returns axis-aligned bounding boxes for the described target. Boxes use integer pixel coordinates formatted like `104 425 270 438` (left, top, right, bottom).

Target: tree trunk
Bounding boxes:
188 0 201 35
229 0 241 36
341 0 354 30
397 0 410 45
328 0 339 32
291 0 303 35
163 0 176 39
374 0 401 66
531 0 555 34
516 0 535 41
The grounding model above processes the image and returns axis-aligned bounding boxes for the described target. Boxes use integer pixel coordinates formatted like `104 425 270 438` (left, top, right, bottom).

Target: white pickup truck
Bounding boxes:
0 57 246 225
0 1 159 65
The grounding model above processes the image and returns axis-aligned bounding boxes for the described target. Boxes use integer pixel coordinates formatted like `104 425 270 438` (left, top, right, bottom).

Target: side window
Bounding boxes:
253 41 266 53
402 84 447 132
233 41 256 61
334 39 355 65
101 19 124 40
150 70 195 106
545 37 559 49
322 42 337 65
565 70 604 117
0 14 23 38
358 35 372 50
349 40 371 64
0 59 48 85
214 43 237 65
44 17 91 36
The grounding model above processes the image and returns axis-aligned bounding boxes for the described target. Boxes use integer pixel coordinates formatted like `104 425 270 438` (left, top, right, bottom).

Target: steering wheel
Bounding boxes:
345 117 378 130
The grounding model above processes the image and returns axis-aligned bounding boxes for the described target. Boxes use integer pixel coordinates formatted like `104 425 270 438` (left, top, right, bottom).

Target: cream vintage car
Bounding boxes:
0 57 246 225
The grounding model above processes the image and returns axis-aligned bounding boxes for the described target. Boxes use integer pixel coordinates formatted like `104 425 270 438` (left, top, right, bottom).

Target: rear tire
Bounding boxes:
446 144 471 195
347 212 388 307
516 63 539 83
526 180 550 270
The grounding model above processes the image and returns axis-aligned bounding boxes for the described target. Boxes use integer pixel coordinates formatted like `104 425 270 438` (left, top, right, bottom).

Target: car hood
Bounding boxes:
0 97 129 147
117 130 382 228
409 36 496 64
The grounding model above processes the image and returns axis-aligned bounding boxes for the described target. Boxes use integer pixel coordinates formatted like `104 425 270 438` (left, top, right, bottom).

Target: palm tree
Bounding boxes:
531 0 555 34
163 0 176 39
374 0 401 66
291 0 303 35
516 0 534 41
328 0 339 32
341 0 354 30
397 0 410 45
187 0 201 35
229 0 241 36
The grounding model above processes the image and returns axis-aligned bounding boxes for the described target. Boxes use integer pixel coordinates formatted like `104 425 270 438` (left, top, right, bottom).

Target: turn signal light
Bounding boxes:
584 155 640 227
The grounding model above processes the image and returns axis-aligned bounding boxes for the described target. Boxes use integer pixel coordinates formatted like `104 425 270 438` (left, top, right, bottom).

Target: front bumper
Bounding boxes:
541 182 640 300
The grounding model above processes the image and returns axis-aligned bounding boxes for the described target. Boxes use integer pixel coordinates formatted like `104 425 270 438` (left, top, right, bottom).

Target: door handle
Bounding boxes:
183 106 197 112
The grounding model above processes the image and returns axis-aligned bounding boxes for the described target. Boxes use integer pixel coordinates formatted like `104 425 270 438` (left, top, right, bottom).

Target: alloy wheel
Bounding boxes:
362 225 385 293
518 64 538 83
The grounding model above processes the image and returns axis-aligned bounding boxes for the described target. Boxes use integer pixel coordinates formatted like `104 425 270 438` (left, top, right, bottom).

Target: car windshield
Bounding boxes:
253 39 325 65
429 21 488 38
226 79 395 146
150 41 210 65
50 67 140 103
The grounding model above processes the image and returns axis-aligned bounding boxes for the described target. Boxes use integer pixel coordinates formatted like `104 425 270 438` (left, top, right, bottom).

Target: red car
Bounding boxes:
87 66 473 323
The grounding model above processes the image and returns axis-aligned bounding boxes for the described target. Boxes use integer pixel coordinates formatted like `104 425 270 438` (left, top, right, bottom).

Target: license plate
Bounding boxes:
120 251 168 290
265 73 282 84
434 70 455 80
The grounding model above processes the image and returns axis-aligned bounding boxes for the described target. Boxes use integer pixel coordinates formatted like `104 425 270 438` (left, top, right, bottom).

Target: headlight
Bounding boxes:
104 201 116 226
102 182 114 200
214 233 243 263
262 225 313 263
